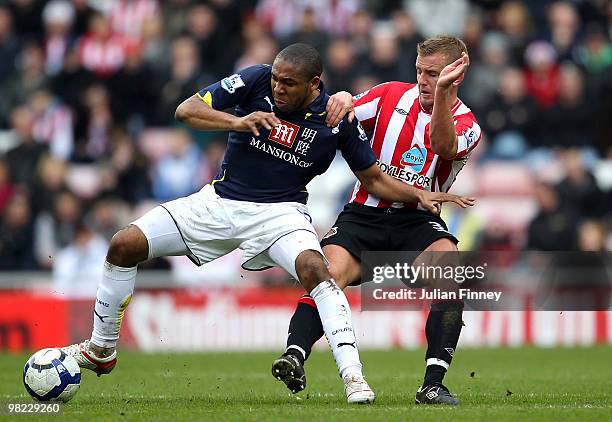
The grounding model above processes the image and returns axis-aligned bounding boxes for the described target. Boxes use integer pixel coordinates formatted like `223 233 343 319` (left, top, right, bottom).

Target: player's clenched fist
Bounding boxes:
232 111 281 137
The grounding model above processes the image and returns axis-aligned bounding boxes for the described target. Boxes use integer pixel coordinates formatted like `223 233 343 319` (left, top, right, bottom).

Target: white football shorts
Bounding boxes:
131 184 322 279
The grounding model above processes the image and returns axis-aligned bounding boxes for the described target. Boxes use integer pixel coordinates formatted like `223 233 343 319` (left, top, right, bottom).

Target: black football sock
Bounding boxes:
284 295 324 365
423 300 464 386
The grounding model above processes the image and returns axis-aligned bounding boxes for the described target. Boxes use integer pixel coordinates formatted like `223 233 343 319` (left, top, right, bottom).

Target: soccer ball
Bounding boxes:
23 348 81 402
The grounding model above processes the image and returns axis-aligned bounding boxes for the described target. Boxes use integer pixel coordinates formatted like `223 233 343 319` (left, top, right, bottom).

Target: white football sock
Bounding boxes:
310 279 363 378
90 261 137 349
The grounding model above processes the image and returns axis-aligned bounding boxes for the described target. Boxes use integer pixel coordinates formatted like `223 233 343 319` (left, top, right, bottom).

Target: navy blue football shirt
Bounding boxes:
196 64 376 204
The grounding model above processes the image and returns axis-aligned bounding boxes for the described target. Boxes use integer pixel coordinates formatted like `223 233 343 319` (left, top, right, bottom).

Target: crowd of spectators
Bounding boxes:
0 0 610 284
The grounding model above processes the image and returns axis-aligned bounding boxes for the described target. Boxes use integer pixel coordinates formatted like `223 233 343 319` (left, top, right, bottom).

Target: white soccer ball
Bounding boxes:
23 348 81 402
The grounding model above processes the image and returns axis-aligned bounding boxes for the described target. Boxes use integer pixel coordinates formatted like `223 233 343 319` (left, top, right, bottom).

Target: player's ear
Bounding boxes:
310 75 321 91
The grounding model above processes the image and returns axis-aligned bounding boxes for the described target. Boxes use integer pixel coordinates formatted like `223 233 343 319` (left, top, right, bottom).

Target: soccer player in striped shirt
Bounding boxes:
273 35 481 405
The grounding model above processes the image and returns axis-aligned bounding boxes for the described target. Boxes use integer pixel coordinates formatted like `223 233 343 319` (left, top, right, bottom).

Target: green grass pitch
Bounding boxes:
1 347 611 421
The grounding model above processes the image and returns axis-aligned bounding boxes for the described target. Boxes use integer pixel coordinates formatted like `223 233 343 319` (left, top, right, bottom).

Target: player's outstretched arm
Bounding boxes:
175 95 280 136
354 164 475 213
325 91 354 127
430 53 469 159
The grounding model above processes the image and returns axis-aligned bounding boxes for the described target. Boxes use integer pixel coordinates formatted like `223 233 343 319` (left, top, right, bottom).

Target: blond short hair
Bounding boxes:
417 35 468 64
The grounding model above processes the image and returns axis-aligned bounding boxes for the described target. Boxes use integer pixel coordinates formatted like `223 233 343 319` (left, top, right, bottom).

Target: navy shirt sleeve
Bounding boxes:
337 118 377 172
197 64 270 110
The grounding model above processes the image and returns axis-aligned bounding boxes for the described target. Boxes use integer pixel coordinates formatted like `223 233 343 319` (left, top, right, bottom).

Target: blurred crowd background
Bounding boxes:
0 0 610 291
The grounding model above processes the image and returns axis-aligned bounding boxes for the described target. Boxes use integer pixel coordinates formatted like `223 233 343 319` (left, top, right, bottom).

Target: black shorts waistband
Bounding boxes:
346 202 430 215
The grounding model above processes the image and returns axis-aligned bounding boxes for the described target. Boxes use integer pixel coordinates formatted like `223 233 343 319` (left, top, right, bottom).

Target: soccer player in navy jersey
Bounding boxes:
274 36 480 405
59 43 474 404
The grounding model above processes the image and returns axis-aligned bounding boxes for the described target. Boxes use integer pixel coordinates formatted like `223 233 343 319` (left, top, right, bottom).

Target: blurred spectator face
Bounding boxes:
271 57 319 114
480 33 509 67
10 106 35 143
558 64 584 105
187 4 216 39
123 42 143 70
63 48 85 74
169 130 192 156
534 182 559 212
242 18 267 45
241 36 278 68
90 13 111 39
71 0 88 10
141 14 163 42
0 7 12 39
3 193 30 228
73 225 94 248
463 12 483 47
562 149 587 183
299 8 317 32
252 37 277 63
38 155 66 190
577 220 606 252
416 52 449 111
548 1 579 46
43 0 75 37
370 24 399 66
28 89 52 115
171 36 199 80
111 133 134 171
91 200 119 232
349 10 372 38
84 83 109 109
584 26 608 56
327 39 354 72
499 68 527 101
54 191 80 222
525 41 557 73
498 1 531 38
19 42 45 75
391 10 417 40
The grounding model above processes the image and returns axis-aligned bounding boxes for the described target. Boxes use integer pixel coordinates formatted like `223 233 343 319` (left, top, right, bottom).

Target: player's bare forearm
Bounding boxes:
355 164 476 213
430 53 469 159
430 87 458 160
355 165 422 206
175 95 239 131
175 95 280 136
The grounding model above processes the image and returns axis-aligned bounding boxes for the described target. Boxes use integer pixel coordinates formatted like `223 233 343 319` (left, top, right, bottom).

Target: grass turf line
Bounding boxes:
1 347 611 421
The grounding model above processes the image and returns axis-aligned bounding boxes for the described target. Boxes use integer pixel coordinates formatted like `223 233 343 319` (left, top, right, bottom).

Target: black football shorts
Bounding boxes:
320 203 458 285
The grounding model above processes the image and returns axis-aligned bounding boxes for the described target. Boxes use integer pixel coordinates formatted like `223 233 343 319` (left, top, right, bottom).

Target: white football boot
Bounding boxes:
61 340 117 376
343 374 375 404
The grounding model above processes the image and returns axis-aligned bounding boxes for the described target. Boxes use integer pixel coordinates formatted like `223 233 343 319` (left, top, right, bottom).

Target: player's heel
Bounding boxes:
271 354 306 394
61 340 117 376
344 374 375 404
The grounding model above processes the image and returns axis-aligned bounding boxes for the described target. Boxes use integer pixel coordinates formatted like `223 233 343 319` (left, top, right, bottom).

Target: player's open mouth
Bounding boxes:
274 98 287 106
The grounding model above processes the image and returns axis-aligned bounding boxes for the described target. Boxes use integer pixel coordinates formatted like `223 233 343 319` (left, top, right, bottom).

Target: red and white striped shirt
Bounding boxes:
350 82 481 209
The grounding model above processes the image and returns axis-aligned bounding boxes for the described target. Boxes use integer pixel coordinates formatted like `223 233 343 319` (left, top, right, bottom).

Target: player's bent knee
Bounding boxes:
425 238 457 252
106 225 149 267
295 250 330 292
328 265 350 290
